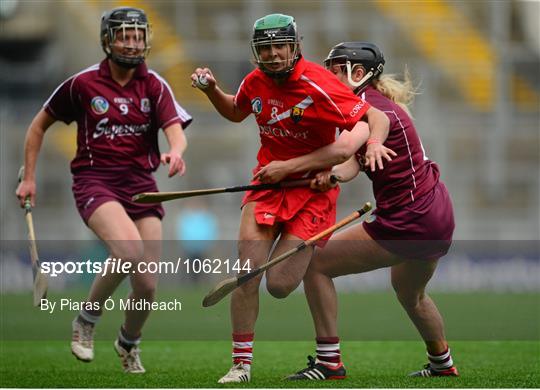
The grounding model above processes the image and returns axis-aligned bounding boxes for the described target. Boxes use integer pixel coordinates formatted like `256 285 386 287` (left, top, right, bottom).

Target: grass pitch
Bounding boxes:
1 340 538 387
1 289 539 387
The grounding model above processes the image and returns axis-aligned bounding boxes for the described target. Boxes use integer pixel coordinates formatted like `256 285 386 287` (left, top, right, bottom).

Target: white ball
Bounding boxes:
195 74 209 89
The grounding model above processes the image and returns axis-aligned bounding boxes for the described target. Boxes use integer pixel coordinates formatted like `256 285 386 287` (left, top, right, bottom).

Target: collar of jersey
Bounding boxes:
355 84 375 96
99 59 149 80
288 56 307 82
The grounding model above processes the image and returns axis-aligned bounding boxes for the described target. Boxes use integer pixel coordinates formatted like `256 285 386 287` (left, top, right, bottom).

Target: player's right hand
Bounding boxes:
16 180 36 208
190 68 216 91
310 171 337 192
160 151 186 177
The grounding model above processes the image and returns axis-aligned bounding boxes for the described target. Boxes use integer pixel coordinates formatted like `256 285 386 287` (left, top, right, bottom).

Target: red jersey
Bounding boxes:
234 57 370 172
44 59 192 173
236 58 370 241
355 85 439 210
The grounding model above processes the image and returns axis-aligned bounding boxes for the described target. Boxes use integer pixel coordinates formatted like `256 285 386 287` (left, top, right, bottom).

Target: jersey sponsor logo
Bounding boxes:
263 212 274 219
91 96 109 115
113 97 133 104
349 101 366 117
93 118 150 140
251 97 263 115
291 106 304 123
258 125 308 139
140 98 151 113
267 98 283 108
267 96 313 125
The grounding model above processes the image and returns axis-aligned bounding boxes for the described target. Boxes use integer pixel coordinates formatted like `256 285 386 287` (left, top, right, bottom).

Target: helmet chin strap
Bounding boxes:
106 44 145 69
256 46 300 79
346 61 374 90
112 56 142 69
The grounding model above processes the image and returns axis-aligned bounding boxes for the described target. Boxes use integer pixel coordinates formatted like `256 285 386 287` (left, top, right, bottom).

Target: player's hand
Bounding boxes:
16 180 36 208
310 171 338 192
364 141 397 172
253 161 291 184
190 68 216 92
161 151 186 177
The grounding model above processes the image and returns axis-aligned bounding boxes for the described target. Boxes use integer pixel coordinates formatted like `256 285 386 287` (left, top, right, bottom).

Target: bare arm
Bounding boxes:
364 105 390 143
332 156 362 182
191 68 250 122
254 120 369 183
363 106 396 171
15 109 57 207
310 156 361 192
161 123 187 177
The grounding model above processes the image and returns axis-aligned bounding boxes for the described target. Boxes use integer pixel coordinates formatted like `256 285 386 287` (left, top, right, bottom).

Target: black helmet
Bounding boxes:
100 7 151 68
324 42 385 90
251 13 301 79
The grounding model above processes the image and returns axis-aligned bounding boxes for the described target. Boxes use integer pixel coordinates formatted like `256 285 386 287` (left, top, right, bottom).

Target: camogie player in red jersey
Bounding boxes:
191 15 392 383
257 42 458 380
16 7 192 373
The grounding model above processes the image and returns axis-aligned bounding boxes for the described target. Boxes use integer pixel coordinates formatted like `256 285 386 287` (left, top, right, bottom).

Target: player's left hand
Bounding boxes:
310 170 337 192
253 161 291 183
364 141 397 172
161 151 186 177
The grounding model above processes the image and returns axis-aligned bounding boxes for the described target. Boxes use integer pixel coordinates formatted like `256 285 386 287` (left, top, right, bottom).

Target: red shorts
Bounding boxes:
242 181 340 247
72 168 165 225
363 181 455 260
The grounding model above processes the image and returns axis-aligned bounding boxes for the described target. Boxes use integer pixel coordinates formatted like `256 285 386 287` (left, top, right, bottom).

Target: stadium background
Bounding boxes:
0 0 539 387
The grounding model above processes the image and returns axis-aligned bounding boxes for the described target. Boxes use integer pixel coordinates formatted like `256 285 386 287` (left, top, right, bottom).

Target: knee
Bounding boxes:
393 285 424 310
132 278 156 299
302 258 330 290
266 280 294 299
113 241 144 262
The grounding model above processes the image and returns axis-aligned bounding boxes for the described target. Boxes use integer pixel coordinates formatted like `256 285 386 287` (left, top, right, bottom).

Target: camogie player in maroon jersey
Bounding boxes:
16 7 192 373
257 42 458 380
191 15 392 383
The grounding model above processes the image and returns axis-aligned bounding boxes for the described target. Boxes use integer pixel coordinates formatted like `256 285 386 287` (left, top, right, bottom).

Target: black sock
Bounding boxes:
118 326 140 352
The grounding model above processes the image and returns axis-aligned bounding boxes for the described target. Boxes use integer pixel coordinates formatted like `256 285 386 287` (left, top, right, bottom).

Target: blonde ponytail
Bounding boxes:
372 67 418 117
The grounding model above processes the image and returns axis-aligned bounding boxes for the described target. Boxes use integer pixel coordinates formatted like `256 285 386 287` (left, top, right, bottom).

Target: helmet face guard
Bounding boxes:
101 7 152 69
324 42 385 90
251 14 300 79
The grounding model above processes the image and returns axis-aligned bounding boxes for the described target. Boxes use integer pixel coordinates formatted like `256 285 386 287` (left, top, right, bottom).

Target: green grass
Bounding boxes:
1 289 538 341
1 290 539 387
0 340 538 387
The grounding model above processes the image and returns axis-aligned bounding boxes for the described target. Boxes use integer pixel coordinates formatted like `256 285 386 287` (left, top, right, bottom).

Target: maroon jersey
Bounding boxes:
44 59 192 173
355 85 439 210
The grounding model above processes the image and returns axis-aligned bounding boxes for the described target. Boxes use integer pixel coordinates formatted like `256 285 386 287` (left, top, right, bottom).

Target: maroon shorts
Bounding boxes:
72 168 165 225
363 182 455 260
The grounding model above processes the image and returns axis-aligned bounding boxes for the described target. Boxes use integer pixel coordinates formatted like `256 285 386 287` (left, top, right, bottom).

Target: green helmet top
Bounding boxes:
251 13 301 78
253 13 295 31
252 14 298 44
